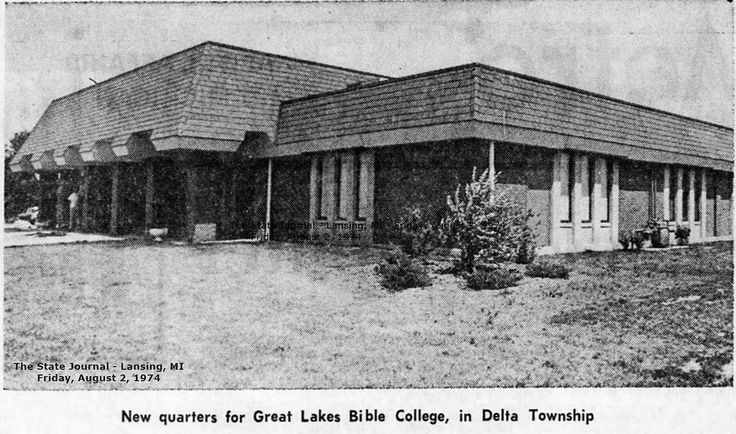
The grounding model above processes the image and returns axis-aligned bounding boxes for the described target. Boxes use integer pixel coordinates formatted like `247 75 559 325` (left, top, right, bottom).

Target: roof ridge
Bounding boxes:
177 44 210 136
203 41 388 79
282 63 478 106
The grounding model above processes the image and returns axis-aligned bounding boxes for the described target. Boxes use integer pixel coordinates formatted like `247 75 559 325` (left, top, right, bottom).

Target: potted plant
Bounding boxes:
648 219 670 248
674 225 691 246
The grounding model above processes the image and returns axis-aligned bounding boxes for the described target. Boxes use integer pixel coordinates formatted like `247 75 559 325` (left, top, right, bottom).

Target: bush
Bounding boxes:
526 261 570 279
397 206 438 256
375 251 432 291
619 230 645 251
441 167 536 272
516 226 536 264
675 225 691 241
466 266 522 291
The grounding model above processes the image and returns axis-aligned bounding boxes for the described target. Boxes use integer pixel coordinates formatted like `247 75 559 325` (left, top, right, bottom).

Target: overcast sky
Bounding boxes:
4 1 733 143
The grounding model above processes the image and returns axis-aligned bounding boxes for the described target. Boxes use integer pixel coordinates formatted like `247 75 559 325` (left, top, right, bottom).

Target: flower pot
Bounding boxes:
149 227 169 242
651 227 670 248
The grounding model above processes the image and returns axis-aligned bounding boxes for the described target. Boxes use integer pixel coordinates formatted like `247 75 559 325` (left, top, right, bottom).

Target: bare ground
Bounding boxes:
3 240 733 389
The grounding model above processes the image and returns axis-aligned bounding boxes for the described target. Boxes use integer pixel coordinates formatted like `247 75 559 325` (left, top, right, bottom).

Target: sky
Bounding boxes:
4 1 734 144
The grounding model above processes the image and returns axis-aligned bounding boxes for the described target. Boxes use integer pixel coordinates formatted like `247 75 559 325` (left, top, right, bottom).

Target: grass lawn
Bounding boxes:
4 240 733 389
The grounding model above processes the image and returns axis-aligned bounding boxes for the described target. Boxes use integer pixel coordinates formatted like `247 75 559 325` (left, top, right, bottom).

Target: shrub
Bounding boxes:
675 225 691 241
397 206 438 256
619 230 645 251
516 225 536 264
375 251 432 291
441 167 536 272
466 265 523 291
526 261 570 279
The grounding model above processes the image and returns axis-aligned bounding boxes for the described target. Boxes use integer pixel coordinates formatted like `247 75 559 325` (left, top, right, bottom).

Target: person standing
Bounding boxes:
68 189 80 230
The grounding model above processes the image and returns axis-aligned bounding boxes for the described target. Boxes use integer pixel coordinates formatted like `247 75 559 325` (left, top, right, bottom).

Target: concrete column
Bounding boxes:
358 149 375 245
81 167 92 232
714 173 722 237
591 157 604 249
687 169 696 234
549 152 563 251
488 141 495 201
700 168 708 240
662 165 671 221
185 166 197 241
572 154 587 250
339 152 355 221
309 155 319 235
324 153 337 224
144 161 154 230
675 167 684 224
609 160 620 247
56 174 67 230
265 158 273 240
110 164 120 235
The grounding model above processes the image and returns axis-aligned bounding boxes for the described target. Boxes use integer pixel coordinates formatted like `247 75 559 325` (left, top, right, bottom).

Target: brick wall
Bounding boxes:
373 140 552 247
271 156 311 241
618 161 651 233
715 170 733 236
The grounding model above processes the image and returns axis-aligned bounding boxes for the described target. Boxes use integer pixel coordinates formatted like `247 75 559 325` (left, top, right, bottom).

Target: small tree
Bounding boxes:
4 131 37 220
441 168 535 272
397 206 438 256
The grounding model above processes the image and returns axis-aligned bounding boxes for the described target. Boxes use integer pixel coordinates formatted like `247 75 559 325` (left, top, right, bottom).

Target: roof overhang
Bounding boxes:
30 150 58 171
53 146 84 168
112 131 157 161
9 154 33 173
269 120 734 172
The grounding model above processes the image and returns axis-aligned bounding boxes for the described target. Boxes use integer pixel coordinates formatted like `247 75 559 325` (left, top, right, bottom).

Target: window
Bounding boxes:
683 170 690 221
648 169 657 220
586 157 594 222
319 155 330 219
602 160 612 222
560 153 573 223
669 168 677 220
338 154 350 220
695 171 701 222
334 154 343 219
355 152 364 220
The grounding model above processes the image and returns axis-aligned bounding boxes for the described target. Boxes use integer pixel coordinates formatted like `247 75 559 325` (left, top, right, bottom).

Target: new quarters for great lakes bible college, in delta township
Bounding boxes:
10 41 733 251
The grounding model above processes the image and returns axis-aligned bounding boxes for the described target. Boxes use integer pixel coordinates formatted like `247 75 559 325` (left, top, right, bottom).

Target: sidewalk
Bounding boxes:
4 228 123 248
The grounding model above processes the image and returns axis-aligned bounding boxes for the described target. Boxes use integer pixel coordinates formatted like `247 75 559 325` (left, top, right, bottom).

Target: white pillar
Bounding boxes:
488 141 495 201
308 155 319 241
688 168 696 231
610 160 620 247
550 151 562 252
662 165 671 221
591 157 604 249
675 167 684 225
572 153 585 250
265 158 272 241
700 168 708 240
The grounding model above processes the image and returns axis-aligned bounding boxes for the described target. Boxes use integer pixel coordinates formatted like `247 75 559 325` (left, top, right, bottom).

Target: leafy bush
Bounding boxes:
397 206 438 256
675 225 691 240
619 230 645 251
375 251 432 291
516 225 536 264
526 261 570 279
465 265 523 291
441 167 536 272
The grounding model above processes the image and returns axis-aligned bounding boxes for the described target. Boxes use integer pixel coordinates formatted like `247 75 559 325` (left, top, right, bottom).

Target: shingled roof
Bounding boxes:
274 64 733 171
12 41 385 170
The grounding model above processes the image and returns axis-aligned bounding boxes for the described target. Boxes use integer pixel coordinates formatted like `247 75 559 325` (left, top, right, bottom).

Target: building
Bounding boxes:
10 41 734 252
